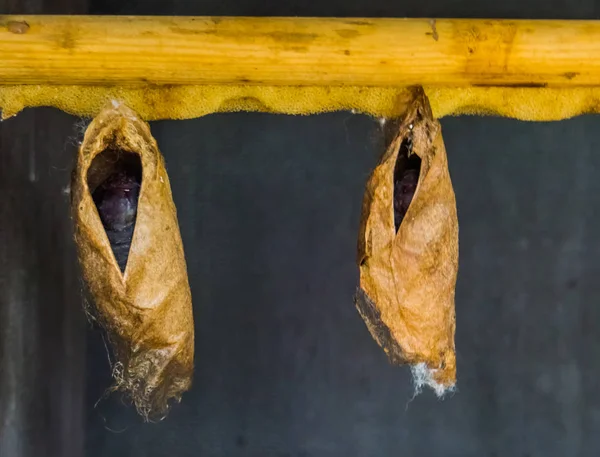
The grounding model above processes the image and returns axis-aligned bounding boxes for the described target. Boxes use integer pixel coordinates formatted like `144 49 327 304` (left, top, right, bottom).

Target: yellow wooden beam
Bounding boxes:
1 15 599 87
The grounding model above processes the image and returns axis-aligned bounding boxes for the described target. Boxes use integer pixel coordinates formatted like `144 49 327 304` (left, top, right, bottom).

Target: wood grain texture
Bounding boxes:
1 16 600 87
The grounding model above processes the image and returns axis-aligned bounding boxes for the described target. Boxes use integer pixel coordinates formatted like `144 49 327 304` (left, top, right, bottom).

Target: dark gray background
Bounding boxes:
2 1 600 457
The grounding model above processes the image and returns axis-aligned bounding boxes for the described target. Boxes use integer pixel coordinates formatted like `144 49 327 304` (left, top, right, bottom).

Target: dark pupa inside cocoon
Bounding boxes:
393 134 421 232
88 150 142 272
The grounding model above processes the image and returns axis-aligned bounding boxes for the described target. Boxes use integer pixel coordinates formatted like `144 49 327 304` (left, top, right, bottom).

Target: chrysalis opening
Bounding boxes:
393 134 421 232
88 150 142 272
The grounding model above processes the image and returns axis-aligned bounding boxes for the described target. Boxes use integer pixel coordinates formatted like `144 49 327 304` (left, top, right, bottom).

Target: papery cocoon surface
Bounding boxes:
355 87 458 391
71 102 194 419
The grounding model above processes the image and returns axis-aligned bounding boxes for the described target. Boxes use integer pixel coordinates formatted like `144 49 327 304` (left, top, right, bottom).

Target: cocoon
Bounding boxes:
356 88 459 393
71 103 194 419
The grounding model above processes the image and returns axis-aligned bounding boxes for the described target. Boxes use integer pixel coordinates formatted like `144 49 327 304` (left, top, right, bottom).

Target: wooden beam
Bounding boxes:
1 16 600 87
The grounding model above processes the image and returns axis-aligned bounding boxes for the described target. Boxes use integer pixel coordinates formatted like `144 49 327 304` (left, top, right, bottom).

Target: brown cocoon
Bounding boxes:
355 87 458 392
71 102 194 420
